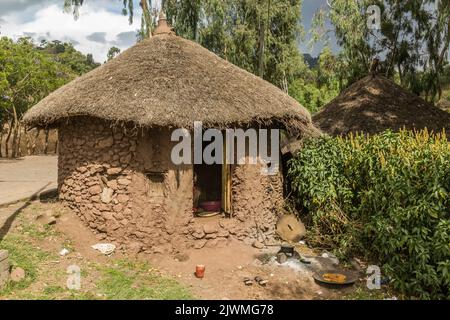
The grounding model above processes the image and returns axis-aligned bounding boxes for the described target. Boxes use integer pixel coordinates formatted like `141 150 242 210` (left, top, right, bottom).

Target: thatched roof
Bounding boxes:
313 75 450 136
23 25 317 136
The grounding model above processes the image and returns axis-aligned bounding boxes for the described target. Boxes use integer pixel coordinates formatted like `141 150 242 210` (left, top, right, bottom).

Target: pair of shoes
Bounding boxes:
244 276 268 286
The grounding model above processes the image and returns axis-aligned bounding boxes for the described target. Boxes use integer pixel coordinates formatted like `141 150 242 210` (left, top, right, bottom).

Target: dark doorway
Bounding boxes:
193 163 222 212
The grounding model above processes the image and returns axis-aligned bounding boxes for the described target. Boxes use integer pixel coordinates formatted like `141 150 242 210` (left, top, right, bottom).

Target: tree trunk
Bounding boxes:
257 18 265 78
0 124 3 158
5 119 13 158
44 129 50 155
11 126 18 158
11 106 20 159
15 123 22 158
25 129 31 156
397 62 403 85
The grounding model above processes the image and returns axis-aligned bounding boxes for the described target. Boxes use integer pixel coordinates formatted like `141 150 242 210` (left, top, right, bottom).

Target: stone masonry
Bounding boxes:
58 117 284 255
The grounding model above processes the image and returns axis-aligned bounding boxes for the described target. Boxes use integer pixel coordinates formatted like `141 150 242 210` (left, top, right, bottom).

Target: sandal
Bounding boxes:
254 276 269 286
243 277 253 286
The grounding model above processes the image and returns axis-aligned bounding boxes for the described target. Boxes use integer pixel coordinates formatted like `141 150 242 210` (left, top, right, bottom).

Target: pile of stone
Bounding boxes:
0 250 10 290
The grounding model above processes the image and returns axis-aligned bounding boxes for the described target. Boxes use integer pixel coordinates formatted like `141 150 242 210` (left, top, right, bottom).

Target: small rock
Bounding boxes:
203 224 218 234
194 240 207 249
59 248 70 256
174 253 190 262
91 243 116 255
321 251 339 266
118 178 131 186
97 136 114 148
89 185 102 195
101 187 114 204
276 215 306 242
192 229 205 240
117 194 130 203
107 168 122 175
77 166 88 173
276 252 288 264
10 267 26 282
252 241 265 249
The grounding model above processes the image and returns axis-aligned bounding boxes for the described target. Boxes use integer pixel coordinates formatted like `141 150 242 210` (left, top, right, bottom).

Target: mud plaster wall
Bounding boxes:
58 117 284 255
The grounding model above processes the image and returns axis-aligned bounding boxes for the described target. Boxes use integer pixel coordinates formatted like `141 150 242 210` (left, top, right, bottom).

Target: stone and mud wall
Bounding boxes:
58 117 284 254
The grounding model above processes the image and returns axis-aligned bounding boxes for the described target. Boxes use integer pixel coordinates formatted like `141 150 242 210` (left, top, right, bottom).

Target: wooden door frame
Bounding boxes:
222 135 232 215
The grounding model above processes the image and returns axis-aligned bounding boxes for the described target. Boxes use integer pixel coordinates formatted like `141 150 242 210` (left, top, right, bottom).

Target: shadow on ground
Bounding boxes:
0 183 53 241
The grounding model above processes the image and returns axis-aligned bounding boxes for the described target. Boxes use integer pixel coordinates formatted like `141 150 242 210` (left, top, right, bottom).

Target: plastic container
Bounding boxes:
195 265 205 278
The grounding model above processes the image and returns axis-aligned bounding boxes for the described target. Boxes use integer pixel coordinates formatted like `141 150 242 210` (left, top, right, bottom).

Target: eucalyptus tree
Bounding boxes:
63 0 306 92
312 0 449 103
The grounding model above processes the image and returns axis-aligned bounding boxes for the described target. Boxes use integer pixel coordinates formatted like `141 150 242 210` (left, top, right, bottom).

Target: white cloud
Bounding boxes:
0 3 138 62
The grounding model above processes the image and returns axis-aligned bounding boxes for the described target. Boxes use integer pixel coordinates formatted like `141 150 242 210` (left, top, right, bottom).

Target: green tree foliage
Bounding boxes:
312 0 450 103
0 37 98 157
288 130 450 299
289 47 341 112
37 40 100 75
107 46 122 61
166 0 305 90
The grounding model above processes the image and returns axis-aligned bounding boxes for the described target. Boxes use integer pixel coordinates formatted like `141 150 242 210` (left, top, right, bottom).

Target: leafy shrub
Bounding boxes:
288 130 450 299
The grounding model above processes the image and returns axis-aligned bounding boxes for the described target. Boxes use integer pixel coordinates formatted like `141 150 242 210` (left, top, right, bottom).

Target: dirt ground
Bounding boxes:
0 199 386 300
0 156 57 205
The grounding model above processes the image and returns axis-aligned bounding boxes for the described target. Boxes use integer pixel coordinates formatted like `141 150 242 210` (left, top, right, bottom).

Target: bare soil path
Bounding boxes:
0 156 57 206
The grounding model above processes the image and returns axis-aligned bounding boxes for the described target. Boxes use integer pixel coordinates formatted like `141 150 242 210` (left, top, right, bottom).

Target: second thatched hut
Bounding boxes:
313 75 450 136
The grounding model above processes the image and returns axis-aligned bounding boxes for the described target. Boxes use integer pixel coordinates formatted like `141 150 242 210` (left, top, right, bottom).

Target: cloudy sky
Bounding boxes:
0 0 332 62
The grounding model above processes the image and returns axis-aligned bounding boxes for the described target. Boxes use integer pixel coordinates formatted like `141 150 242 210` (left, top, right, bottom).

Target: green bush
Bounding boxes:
288 130 450 299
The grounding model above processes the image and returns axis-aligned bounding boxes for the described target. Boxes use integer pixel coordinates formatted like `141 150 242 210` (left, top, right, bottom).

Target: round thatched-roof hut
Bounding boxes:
313 75 450 136
24 17 317 254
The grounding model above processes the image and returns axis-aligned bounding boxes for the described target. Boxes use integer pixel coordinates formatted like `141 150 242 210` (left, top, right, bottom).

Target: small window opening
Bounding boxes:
145 171 165 197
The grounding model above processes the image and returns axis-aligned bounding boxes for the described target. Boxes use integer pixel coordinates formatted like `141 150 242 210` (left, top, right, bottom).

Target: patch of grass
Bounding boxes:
4 286 98 300
43 285 66 295
20 223 59 239
0 235 51 292
343 284 396 300
96 260 194 300
0 203 192 300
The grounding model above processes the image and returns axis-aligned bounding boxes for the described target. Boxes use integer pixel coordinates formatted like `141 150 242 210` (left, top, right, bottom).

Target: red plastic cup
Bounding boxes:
195 265 205 279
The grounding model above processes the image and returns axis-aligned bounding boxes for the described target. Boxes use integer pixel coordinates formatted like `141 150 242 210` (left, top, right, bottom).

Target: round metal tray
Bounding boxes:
313 270 358 285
